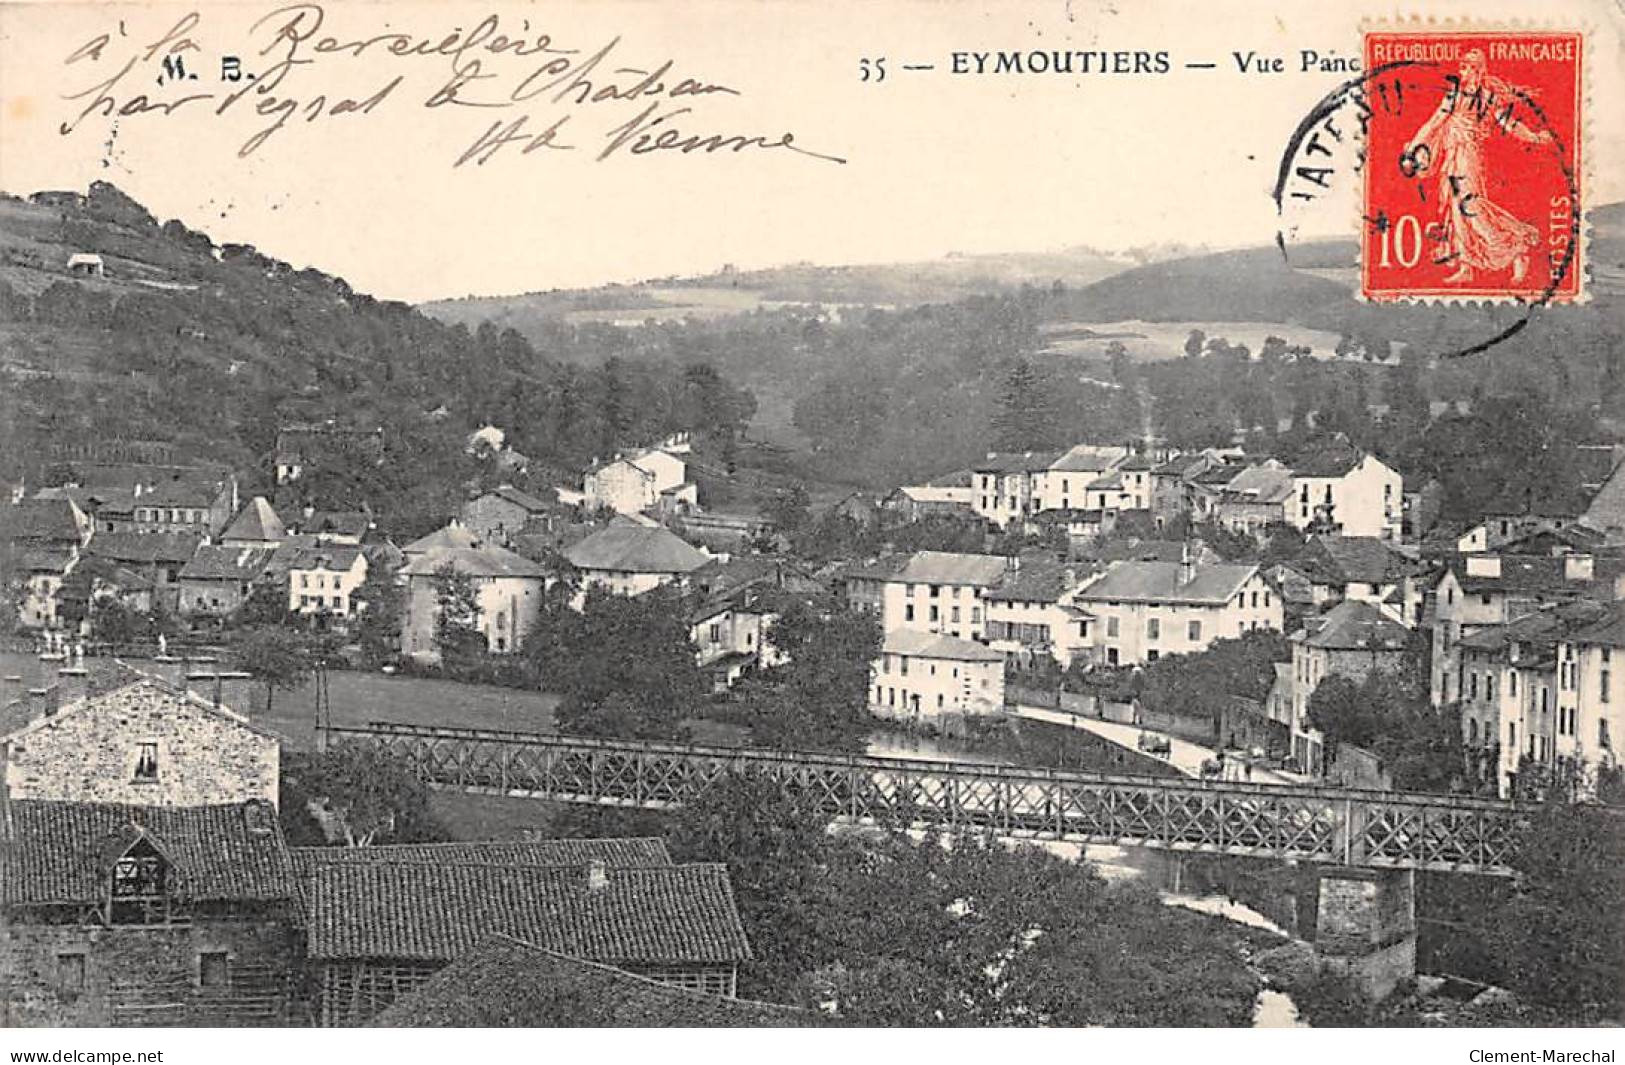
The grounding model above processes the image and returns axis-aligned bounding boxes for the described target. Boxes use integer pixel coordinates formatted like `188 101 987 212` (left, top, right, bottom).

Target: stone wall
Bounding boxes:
3 683 278 807
0 908 302 1027
1314 868 1417 999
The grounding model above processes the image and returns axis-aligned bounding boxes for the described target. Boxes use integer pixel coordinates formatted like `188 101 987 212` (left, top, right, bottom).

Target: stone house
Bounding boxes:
460 485 554 549
0 677 280 808
0 799 304 1027
177 546 277 619
1214 461 1294 537
583 448 694 517
400 544 547 660
84 532 202 613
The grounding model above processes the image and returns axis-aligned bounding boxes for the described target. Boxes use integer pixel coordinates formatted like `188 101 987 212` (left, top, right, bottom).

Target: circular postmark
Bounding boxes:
1272 36 1582 359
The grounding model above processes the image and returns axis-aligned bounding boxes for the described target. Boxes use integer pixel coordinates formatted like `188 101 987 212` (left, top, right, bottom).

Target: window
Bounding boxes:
905 584 916 598
929 605 940 623
1106 617 1119 638
1187 619 1202 642
57 953 85 994
199 951 229 989
951 606 961 623
905 604 915 622
971 608 981 624
1147 618 1160 641
1604 669 1612 703
134 742 159 782
1602 720 1613 750
1250 591 1258 608
930 585 940 598
899 657 909 676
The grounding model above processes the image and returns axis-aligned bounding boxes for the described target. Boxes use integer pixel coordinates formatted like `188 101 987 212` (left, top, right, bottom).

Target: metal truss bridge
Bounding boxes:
327 722 1528 875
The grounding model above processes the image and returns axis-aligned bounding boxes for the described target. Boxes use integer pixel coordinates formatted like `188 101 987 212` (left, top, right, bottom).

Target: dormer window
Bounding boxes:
134 742 159 782
109 837 183 925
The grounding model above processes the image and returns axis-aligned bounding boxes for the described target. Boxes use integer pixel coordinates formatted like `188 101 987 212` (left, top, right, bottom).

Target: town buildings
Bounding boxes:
283 543 368 620
177 545 277 619
583 446 697 518
1287 450 1403 542
871 551 1009 641
460 485 555 549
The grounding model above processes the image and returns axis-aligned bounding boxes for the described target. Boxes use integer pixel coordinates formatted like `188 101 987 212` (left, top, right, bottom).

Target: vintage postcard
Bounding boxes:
0 0 1622 1048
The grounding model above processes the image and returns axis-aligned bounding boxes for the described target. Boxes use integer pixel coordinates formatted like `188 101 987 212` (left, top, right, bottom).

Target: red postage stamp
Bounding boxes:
1361 31 1583 303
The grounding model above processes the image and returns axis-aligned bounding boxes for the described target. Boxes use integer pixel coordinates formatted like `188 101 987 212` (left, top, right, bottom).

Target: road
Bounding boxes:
1011 704 1308 786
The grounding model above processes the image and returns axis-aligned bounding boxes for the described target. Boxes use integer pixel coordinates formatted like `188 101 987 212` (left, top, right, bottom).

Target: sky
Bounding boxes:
1 0 1621 302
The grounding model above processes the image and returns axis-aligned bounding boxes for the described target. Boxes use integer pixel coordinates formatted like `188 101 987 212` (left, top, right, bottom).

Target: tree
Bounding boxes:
228 625 318 717
1183 328 1206 358
351 561 404 668
1474 787 1625 1021
1106 340 1133 385
990 357 1058 452
431 563 486 675
1306 671 1464 792
279 746 446 847
763 482 812 540
1136 630 1291 737
549 587 701 741
737 595 882 754
231 578 291 628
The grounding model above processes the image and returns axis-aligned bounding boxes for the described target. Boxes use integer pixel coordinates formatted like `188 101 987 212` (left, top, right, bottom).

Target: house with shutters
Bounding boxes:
1286 448 1402 542
870 629 1005 726
872 551 1010 642
1554 602 1625 799
1073 555 1282 666
282 543 368 620
982 557 1096 669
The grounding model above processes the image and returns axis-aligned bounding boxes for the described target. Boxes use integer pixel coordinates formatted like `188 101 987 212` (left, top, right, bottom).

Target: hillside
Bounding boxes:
0 184 757 538
420 246 1137 337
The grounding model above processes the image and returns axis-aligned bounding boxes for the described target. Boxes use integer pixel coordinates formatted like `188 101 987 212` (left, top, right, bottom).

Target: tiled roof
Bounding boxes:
279 543 365 572
984 557 1092 603
1481 484 1591 519
883 629 1004 663
302 860 751 965
1085 471 1124 491
1117 453 1156 472
1569 601 1625 649
289 838 672 876
19 548 74 573
894 551 1008 587
301 511 371 539
403 523 481 555
222 497 286 543
1 499 83 544
1292 444 1366 479
371 935 813 1028
87 531 202 565
1451 555 1602 596
481 485 553 512
179 544 276 581
140 479 223 508
1301 535 1412 586
1076 538 1200 564
1048 444 1129 473
1193 463 1249 487
973 451 1064 474
1 800 296 906
403 543 546 579
1076 560 1258 605
1458 600 1612 660
837 553 910 583
563 525 709 575
1222 462 1295 504
1298 599 1411 651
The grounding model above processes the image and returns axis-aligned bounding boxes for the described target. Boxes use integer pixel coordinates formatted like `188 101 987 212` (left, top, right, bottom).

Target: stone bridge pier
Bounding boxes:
1313 868 1417 999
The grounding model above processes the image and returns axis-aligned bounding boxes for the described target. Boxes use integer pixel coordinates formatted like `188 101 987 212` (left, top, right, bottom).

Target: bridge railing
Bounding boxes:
331 720 1526 812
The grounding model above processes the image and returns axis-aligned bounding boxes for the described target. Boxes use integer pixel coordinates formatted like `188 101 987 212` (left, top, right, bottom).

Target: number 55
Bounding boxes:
860 57 887 82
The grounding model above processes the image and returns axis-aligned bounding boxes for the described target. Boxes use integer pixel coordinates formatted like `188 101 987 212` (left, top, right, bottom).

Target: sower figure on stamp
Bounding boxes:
1403 49 1554 285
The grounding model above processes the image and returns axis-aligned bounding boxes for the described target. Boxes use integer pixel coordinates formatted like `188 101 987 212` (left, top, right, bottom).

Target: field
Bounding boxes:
1039 319 1349 363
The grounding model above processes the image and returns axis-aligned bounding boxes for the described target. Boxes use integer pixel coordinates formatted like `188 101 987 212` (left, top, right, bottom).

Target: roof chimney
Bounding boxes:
1179 541 1196 586
586 858 608 892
